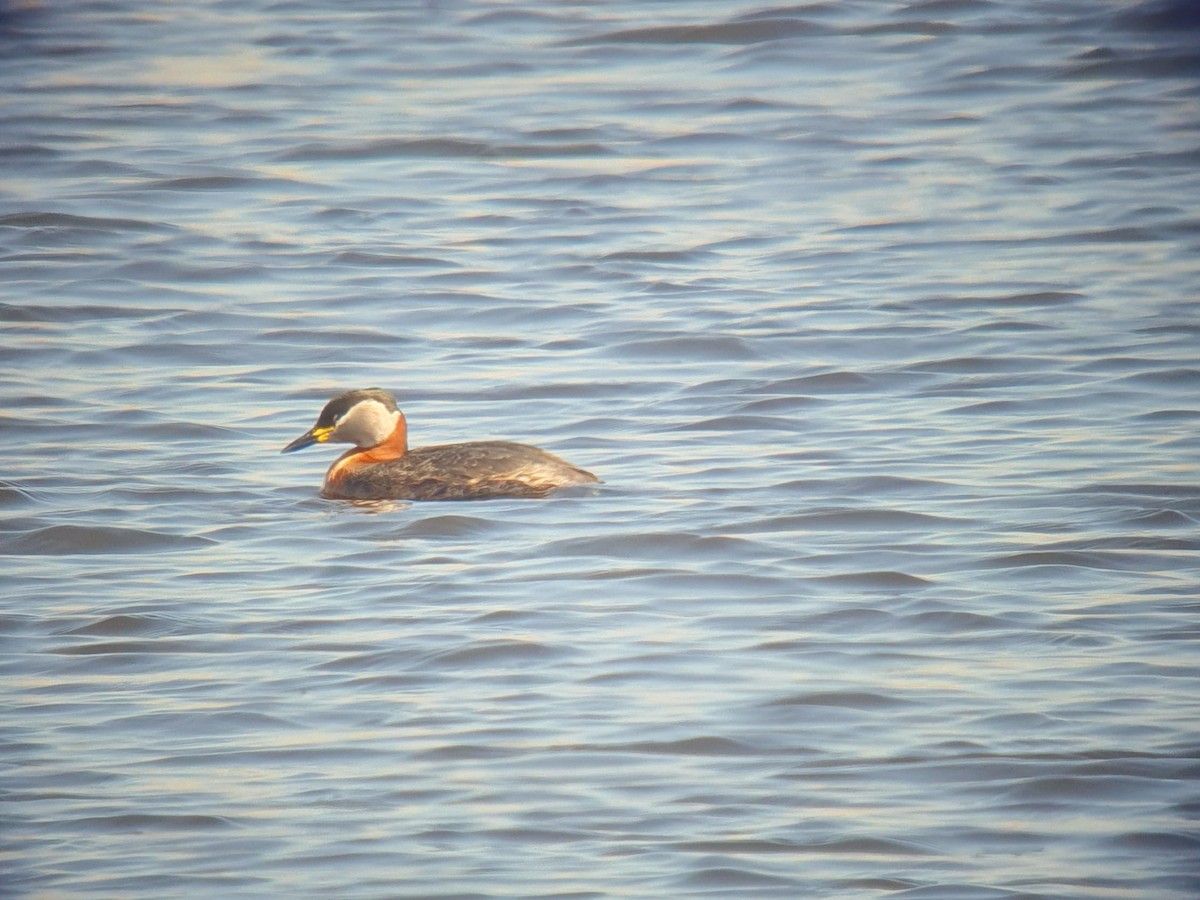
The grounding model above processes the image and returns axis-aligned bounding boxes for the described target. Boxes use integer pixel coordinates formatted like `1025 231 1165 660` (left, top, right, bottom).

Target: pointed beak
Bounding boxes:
281 425 333 453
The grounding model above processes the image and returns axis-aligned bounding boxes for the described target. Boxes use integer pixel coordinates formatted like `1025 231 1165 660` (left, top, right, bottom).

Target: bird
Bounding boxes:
281 387 600 501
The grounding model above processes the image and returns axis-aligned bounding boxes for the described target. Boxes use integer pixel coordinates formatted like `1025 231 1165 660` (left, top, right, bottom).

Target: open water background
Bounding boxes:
2 1 1199 897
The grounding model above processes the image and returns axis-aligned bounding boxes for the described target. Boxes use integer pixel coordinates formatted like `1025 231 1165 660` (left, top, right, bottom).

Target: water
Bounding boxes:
3 1 1199 897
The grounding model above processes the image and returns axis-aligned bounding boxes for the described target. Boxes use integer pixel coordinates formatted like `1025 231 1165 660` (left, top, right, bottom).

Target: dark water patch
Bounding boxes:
412 744 519 761
830 475 965 496
67 814 239 834
595 573 792 602
258 326 407 345
310 206 376 222
906 355 1057 375
140 175 298 191
330 251 454 268
469 608 539 625
1133 408 1200 423
1136 321 1200 342
600 247 714 263
463 9 577 27
742 370 876 394
0 513 52 535
425 639 563 669
620 736 761 757
152 743 395 768
1072 757 1200 779
0 612 41 637
1049 535 1200 552
720 96 797 113
972 564 1126 586
106 339 246 365
122 421 248 442
859 18 958 37
1143 627 1200 642
0 144 60 160
1027 630 1110 649
0 301 175 323
672 414 806 432
945 395 1085 415
278 137 610 162
0 525 214 556
608 335 758 361
909 291 1084 310
812 571 933 589
63 614 185 637
576 565 682 581
766 691 914 710
681 866 797 889
897 0 995 15
281 137 477 160
837 215 952 235
481 827 596 849
907 611 1007 632
734 395 825 414
51 639 214 656
960 319 1055 335
1110 367 1200 390
1072 354 1173 374
1113 831 1200 852
0 484 41 507
682 376 761 396
0 211 170 232
1005 775 1172 803
5 250 114 269
838 879 923 892
1121 509 1197 527
1115 0 1200 32
100 710 300 734
1066 146 1200 173
158 307 283 330
781 607 898 633
567 17 829 47
1089 661 1200 680
111 261 267 283
1065 52 1200 82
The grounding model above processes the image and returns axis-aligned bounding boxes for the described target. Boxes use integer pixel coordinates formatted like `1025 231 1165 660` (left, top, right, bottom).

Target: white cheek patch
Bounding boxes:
333 400 400 448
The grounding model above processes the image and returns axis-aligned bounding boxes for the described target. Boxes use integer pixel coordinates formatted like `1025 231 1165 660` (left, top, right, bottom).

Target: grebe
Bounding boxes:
281 388 600 501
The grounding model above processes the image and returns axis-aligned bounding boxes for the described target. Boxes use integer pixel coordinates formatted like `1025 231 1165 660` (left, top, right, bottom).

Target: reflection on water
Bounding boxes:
2 0 1199 897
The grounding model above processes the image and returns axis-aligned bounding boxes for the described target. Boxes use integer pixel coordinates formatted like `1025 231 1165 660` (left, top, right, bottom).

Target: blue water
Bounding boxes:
3 1 1199 897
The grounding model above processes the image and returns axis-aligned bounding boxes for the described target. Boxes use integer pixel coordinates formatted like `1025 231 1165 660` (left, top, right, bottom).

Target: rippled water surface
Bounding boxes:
3 1 1199 897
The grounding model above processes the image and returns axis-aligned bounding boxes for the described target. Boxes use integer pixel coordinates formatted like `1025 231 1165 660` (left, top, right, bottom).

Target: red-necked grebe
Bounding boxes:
281 388 600 501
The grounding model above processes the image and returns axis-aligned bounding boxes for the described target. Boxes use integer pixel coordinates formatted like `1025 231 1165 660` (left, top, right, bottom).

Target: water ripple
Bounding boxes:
3 0 1197 897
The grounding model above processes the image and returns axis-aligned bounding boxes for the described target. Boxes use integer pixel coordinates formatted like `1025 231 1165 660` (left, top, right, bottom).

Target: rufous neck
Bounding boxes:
364 411 407 461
